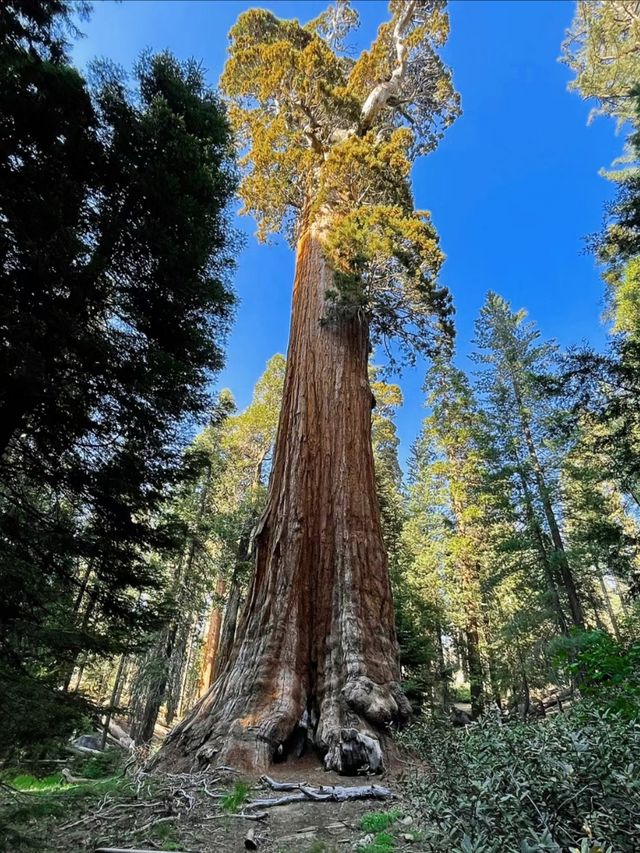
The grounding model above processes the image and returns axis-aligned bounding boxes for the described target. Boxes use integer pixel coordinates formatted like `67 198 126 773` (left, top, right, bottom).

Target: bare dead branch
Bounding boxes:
360 0 418 131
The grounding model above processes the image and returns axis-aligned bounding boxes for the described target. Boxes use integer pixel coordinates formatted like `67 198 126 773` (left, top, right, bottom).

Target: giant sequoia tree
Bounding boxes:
158 0 459 774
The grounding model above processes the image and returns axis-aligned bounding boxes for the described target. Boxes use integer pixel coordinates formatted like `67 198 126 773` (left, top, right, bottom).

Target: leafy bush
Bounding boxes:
552 630 640 718
399 705 640 852
80 749 124 780
452 685 472 703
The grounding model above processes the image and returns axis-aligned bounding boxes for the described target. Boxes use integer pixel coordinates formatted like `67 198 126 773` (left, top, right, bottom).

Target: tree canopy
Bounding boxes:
562 0 640 126
221 0 460 364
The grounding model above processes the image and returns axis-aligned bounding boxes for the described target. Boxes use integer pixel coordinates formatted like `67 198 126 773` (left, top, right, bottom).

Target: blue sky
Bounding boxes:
73 1 623 466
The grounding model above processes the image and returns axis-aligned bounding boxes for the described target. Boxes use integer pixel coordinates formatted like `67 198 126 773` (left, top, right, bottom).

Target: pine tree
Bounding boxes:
561 0 640 127
473 293 586 628
0 0 238 753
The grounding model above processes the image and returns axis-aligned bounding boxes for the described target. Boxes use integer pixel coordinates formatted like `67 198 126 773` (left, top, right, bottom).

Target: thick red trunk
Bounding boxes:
155 220 409 774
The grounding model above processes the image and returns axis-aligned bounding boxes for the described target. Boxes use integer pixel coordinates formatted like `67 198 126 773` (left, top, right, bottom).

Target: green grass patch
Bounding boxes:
0 768 134 853
358 830 396 853
359 809 402 833
220 780 250 812
4 772 65 793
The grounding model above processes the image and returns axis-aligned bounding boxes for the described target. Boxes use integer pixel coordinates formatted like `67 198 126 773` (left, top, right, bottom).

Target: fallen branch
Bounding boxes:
229 811 269 821
61 768 100 784
203 811 269 821
245 777 394 810
244 827 259 850
246 792 311 809
0 781 28 797
60 800 158 830
259 776 304 792
95 849 190 853
135 814 175 836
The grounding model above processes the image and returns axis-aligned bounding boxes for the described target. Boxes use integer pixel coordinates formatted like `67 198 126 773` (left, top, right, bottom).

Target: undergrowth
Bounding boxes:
357 809 403 852
220 780 250 812
0 751 132 852
358 830 396 853
399 703 640 852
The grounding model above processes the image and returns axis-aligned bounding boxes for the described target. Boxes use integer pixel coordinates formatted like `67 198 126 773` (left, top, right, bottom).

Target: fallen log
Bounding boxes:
95 849 190 853
61 768 99 784
244 776 394 810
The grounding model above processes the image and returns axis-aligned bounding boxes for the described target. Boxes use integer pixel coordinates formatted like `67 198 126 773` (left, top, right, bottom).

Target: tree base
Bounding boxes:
152 677 409 777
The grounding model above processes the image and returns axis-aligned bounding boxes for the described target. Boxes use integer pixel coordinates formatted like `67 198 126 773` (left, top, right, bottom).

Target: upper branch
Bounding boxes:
359 0 417 132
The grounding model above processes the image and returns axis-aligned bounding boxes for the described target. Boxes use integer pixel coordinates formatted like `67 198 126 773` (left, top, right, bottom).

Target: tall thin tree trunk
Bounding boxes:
598 572 621 640
177 613 201 719
587 589 606 630
517 468 568 634
520 667 530 718
101 654 127 751
198 576 226 697
480 607 502 709
68 588 98 692
155 217 410 775
214 575 242 682
435 625 449 710
213 522 254 681
165 617 192 725
132 624 178 745
510 381 585 628
465 614 483 720
612 575 629 614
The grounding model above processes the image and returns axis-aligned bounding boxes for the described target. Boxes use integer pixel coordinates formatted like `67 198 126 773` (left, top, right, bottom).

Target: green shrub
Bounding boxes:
0 663 94 762
399 705 640 852
80 749 124 779
552 630 640 718
452 685 472 703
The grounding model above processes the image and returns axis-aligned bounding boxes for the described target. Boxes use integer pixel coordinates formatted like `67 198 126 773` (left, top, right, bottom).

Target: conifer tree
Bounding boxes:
0 0 238 753
562 0 640 126
158 0 459 774
474 293 586 628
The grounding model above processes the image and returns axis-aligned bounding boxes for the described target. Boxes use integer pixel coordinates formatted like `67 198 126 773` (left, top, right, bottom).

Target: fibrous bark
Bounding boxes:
198 575 226 698
155 220 410 775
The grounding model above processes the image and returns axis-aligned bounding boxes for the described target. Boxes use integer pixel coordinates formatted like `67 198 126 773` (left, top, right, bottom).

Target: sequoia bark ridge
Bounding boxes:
155 219 410 774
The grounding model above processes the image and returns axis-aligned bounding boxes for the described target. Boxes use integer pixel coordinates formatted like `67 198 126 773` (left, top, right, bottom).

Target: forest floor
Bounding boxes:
0 750 422 853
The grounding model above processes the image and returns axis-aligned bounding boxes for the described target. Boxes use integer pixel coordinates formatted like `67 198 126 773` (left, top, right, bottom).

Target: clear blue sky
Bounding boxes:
73 1 622 466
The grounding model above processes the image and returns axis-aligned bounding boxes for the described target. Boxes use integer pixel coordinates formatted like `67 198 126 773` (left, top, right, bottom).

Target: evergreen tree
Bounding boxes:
0 0 238 754
473 293 586 628
158 0 459 775
562 0 640 126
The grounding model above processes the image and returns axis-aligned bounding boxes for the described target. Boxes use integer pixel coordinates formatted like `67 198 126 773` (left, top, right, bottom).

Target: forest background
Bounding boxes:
2 1 640 851
73 0 619 464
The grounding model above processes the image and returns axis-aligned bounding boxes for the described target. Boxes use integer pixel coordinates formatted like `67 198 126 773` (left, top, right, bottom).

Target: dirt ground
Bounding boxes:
8 755 418 853
188 795 389 852
135 757 413 853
